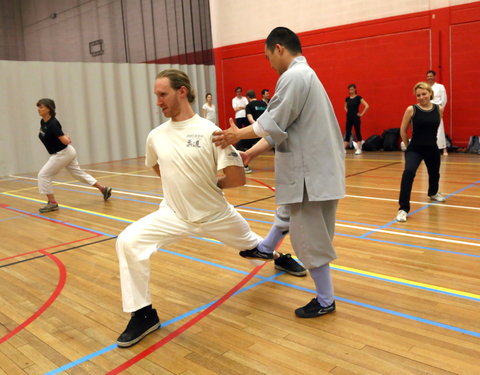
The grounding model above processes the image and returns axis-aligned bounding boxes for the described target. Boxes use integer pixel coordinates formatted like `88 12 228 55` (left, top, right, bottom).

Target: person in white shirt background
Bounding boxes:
202 92 217 124
426 70 448 156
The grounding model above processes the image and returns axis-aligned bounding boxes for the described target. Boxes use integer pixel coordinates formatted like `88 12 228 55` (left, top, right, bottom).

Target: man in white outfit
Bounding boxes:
115 69 267 348
426 70 448 155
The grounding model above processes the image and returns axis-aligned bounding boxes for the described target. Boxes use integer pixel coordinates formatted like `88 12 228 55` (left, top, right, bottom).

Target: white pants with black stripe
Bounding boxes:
37 145 97 195
116 204 262 312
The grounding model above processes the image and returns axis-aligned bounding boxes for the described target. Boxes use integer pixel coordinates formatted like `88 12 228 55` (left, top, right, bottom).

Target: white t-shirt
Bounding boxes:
232 96 248 118
145 114 243 222
431 82 447 107
202 103 216 123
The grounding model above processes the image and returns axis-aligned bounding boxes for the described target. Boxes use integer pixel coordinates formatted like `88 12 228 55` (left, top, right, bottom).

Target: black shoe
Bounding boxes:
239 247 274 261
274 253 307 276
116 306 161 348
295 298 336 318
103 186 112 201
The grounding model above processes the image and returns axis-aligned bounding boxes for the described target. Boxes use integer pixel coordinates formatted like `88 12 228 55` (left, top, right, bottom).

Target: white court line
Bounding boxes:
9 174 479 211
7 175 479 246
83 169 158 178
237 208 480 247
9 175 163 200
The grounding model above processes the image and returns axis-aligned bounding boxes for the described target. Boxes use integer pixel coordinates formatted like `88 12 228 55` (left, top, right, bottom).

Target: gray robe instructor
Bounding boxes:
214 27 345 318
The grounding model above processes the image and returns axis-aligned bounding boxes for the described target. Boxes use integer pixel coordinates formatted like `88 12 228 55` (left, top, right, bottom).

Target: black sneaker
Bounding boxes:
103 186 112 201
116 306 161 348
295 298 336 318
239 247 274 261
274 253 307 276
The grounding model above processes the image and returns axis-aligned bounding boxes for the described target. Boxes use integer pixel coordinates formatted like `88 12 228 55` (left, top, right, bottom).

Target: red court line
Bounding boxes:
0 235 100 262
248 178 276 192
106 262 267 375
0 249 67 343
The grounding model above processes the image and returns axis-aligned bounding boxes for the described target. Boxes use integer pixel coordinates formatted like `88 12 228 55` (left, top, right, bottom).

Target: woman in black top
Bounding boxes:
396 83 446 222
36 98 112 213
344 84 369 154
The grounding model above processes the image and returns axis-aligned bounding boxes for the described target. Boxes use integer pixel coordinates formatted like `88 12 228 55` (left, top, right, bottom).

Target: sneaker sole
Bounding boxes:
116 321 161 348
295 308 335 318
39 207 59 213
274 264 307 277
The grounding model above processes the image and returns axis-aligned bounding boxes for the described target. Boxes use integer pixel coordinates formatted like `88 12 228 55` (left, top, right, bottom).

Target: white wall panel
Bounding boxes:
0 60 216 176
209 0 477 48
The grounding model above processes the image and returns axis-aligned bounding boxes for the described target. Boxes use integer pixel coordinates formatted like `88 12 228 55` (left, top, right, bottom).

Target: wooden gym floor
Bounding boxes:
0 151 479 375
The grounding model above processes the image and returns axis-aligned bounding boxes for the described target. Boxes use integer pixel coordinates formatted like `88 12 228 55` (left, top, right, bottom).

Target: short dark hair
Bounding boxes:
261 89 269 95
266 27 302 54
427 70 436 76
235 86 242 92
246 90 256 99
205 92 212 99
347 83 357 94
36 98 56 117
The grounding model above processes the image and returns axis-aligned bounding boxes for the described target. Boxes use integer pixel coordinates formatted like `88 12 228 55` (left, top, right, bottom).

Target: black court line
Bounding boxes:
346 161 401 178
0 237 116 269
234 194 276 208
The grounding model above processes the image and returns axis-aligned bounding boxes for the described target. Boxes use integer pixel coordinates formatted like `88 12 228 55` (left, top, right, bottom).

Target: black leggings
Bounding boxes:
344 116 362 142
398 145 440 212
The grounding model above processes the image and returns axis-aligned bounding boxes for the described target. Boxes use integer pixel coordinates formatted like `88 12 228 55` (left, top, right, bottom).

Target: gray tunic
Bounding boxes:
258 56 345 205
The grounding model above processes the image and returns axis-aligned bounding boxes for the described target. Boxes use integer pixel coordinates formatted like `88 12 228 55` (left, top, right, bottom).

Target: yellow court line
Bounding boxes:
332 264 480 300
4 169 154 194
2 191 479 300
1 192 133 223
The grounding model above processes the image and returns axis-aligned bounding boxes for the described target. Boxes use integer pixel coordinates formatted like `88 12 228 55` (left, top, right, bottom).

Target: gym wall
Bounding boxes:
210 0 480 147
0 0 215 177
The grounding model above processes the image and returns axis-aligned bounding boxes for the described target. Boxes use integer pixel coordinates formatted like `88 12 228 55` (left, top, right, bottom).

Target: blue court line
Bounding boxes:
332 266 480 302
43 268 283 375
8 179 479 242
4 193 479 259
269 280 480 338
44 246 480 374
360 179 480 238
4 206 115 237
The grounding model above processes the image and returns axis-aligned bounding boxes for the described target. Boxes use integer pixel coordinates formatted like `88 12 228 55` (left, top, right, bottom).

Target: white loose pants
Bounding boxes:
436 119 447 149
116 204 262 312
38 145 97 194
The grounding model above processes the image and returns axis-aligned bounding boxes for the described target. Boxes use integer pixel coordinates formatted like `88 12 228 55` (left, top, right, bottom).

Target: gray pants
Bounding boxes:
286 194 338 269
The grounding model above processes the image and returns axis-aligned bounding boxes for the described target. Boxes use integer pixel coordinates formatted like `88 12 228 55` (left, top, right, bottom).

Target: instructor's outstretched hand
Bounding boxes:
213 118 240 149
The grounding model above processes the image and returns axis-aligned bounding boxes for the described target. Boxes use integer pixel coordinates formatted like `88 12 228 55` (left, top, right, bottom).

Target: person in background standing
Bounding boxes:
261 89 270 104
344 84 369 155
202 92 217 124
426 70 448 155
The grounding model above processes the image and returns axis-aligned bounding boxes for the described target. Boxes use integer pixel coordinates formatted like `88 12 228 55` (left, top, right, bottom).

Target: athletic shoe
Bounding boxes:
117 306 160 348
39 202 59 213
274 253 307 276
295 298 336 318
429 193 446 202
239 247 274 261
103 186 113 201
244 166 253 174
396 210 407 222
354 148 362 155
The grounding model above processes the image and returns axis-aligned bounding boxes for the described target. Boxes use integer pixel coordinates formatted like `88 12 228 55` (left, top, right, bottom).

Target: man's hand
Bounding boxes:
239 151 251 166
213 118 240 148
